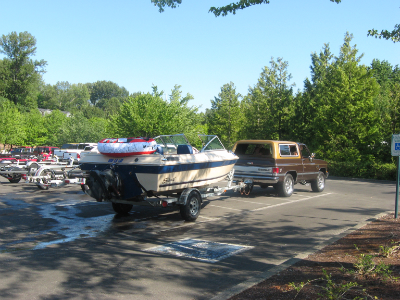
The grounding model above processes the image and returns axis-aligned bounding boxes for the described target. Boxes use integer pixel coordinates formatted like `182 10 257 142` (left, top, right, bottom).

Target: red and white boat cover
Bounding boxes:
98 137 157 157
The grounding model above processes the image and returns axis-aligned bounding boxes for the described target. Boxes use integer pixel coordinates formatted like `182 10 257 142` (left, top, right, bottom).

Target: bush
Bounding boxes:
328 160 397 181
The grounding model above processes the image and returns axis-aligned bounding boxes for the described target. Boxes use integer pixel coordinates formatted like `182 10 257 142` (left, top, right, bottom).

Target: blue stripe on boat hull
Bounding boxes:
80 159 237 174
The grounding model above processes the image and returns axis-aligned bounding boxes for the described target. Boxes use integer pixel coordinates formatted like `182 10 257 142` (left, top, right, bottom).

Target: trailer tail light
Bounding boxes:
162 201 168 208
272 167 280 174
64 179 70 184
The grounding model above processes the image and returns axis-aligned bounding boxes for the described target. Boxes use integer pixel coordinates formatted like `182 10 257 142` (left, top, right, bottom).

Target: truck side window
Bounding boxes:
290 145 298 156
279 145 291 156
279 144 298 156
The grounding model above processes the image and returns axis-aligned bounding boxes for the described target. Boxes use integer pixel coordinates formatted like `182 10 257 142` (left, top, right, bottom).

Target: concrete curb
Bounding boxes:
211 211 392 300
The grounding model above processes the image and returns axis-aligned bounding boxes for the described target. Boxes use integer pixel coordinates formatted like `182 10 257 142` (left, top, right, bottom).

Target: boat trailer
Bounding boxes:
76 170 245 221
0 159 85 190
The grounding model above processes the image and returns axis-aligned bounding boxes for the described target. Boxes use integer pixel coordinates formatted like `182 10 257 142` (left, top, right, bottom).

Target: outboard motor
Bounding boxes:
86 169 123 202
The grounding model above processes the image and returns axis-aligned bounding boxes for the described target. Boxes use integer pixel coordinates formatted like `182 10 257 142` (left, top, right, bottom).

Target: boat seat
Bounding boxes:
177 145 193 155
156 145 164 155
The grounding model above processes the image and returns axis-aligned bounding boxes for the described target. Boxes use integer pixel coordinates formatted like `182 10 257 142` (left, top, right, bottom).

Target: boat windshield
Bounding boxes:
153 134 191 154
154 134 190 147
153 134 226 154
198 135 226 152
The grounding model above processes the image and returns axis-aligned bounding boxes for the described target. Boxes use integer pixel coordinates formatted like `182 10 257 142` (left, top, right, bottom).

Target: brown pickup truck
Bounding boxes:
232 140 328 197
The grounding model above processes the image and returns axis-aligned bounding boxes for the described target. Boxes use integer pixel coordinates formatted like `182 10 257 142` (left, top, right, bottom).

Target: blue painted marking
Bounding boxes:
145 238 253 263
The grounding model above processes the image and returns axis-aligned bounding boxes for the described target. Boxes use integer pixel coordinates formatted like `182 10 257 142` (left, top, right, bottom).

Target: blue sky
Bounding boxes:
1 0 398 111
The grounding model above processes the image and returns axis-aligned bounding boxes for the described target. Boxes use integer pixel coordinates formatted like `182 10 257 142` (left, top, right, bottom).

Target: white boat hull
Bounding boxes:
79 151 237 200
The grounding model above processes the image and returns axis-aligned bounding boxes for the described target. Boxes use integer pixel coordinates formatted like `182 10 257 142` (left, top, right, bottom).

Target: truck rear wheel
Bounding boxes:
277 174 294 197
311 171 325 192
180 190 201 221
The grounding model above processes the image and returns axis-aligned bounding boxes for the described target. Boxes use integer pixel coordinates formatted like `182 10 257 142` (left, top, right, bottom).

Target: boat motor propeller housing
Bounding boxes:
86 169 123 202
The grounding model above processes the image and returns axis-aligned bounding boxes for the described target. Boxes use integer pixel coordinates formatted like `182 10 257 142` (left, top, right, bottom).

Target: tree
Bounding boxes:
368 24 400 43
300 33 380 162
0 97 25 147
109 88 202 138
293 44 334 144
152 0 340 16
169 84 193 105
81 105 107 119
152 1 398 42
38 81 90 112
37 83 59 110
43 110 68 146
243 57 294 140
0 31 47 108
21 110 47 146
207 82 243 148
56 112 107 145
97 97 123 117
369 59 400 161
86 80 129 106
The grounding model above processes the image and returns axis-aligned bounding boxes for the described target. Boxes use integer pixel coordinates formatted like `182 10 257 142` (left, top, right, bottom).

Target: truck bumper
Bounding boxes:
233 174 279 185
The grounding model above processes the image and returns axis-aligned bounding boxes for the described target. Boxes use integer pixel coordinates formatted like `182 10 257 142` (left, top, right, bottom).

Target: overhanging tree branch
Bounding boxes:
151 0 182 13
368 24 400 43
209 1 340 17
151 0 397 43
151 0 342 16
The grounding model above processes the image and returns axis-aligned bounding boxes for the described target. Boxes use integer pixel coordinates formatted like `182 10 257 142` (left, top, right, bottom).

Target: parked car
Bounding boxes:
10 147 34 156
33 146 60 156
55 143 97 161
79 145 98 160
232 140 328 197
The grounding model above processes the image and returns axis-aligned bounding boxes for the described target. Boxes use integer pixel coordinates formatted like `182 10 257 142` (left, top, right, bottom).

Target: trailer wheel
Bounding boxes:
112 202 133 214
38 184 49 190
180 190 201 221
8 176 22 183
7 167 22 183
28 163 39 175
240 183 253 195
81 184 89 193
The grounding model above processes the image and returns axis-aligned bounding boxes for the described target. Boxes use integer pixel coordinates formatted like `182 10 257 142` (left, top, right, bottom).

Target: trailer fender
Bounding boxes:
177 188 202 205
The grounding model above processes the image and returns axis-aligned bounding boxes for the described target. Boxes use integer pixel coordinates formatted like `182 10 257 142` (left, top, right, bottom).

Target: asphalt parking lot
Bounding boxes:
0 176 397 299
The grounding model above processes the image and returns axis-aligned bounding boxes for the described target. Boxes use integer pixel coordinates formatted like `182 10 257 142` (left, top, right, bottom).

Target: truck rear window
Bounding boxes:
235 144 272 156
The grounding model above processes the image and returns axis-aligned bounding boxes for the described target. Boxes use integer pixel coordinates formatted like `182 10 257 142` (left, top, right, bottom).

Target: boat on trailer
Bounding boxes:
78 134 241 220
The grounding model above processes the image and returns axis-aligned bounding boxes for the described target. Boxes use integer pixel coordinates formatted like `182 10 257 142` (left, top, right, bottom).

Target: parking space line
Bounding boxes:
198 215 222 221
209 204 243 211
224 198 269 205
251 193 333 212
